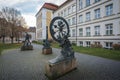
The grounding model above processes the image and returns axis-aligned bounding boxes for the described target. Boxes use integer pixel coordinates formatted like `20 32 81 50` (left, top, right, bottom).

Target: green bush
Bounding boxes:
112 44 120 50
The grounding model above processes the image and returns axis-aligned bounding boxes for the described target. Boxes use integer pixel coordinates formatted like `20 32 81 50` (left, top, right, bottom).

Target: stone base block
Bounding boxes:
45 58 77 79
42 48 52 54
21 45 33 51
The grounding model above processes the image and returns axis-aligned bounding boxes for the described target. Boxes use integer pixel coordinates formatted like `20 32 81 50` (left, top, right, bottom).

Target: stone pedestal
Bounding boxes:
42 48 52 54
21 45 33 51
45 58 77 79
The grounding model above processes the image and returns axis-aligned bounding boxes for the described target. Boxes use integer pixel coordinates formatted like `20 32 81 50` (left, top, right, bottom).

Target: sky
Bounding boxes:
0 0 66 27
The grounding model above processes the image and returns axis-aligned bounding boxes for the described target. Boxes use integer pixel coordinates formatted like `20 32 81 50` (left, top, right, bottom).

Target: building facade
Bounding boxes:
36 3 58 41
54 0 120 49
28 27 36 41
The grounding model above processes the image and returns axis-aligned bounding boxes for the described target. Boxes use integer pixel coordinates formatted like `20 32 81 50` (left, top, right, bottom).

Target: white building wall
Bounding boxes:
36 9 42 40
53 0 120 48
28 32 36 41
42 8 46 40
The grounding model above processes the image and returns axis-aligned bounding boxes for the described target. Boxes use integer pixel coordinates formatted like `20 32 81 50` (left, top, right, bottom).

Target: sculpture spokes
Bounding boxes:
50 17 69 43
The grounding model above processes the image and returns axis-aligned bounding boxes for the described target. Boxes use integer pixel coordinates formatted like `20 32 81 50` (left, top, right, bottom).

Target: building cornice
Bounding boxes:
35 3 58 17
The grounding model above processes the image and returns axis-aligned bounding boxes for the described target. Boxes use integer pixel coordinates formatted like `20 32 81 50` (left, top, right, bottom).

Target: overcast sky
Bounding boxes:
0 0 66 27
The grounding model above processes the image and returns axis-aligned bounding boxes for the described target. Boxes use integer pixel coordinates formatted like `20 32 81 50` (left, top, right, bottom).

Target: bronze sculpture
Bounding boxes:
45 17 77 79
42 26 52 54
21 32 33 51
49 17 74 63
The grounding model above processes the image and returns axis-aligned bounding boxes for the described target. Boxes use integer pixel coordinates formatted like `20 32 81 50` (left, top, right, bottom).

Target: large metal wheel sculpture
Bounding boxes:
50 17 69 43
46 17 76 79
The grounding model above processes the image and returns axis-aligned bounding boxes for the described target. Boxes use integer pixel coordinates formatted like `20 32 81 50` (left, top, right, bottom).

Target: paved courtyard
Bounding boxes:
0 44 120 80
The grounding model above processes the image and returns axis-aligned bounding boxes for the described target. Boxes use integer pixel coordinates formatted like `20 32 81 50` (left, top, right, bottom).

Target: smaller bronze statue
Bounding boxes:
42 26 52 54
21 32 33 51
24 32 31 46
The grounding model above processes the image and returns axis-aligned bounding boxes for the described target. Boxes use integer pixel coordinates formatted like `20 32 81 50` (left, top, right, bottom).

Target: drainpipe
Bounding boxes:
76 0 78 45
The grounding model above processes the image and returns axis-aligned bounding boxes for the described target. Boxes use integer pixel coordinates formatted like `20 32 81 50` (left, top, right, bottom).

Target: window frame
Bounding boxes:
72 29 76 37
106 4 113 16
86 12 91 21
72 17 76 25
86 41 91 47
86 27 91 36
79 15 83 23
94 26 100 36
72 4 76 12
79 28 83 36
95 8 100 19
79 41 83 46
105 42 113 49
105 24 113 35
79 0 83 9
86 0 90 7
95 0 100 3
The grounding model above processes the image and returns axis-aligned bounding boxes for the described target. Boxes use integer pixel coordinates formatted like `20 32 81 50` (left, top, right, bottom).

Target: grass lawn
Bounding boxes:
73 46 120 61
0 43 22 54
34 41 120 61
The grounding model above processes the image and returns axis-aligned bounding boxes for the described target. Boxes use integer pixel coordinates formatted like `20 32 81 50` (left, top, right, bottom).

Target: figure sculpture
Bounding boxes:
21 32 33 51
42 26 52 54
24 32 31 46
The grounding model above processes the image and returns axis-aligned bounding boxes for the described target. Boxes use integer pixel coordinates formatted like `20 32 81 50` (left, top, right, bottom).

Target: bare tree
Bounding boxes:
0 7 27 43
0 16 7 43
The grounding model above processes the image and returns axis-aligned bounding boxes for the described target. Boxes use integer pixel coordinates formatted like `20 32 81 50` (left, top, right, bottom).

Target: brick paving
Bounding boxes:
0 44 120 80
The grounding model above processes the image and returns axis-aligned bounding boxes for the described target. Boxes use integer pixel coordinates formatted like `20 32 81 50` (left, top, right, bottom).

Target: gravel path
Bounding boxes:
0 44 120 80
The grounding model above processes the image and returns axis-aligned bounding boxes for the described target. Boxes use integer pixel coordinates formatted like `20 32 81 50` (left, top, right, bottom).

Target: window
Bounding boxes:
64 9 67 16
61 12 63 17
72 17 76 25
68 19 71 26
86 27 91 36
72 4 76 12
86 12 91 21
94 26 100 35
58 13 60 16
79 15 83 23
79 0 83 9
79 28 83 36
86 0 90 7
71 29 75 37
95 0 100 3
106 24 113 35
86 41 91 47
105 42 113 49
68 7 71 14
79 41 83 46
95 8 100 19
106 4 113 16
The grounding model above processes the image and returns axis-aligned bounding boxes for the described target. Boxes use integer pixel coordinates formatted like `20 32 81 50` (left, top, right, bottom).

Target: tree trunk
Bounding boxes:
11 36 14 44
2 36 5 43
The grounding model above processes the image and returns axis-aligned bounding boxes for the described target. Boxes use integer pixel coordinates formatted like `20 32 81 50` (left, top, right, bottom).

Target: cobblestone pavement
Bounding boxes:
0 44 120 80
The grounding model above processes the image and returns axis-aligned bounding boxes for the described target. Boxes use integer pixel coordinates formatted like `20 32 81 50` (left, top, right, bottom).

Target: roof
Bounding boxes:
56 0 73 11
35 3 58 16
43 3 58 10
